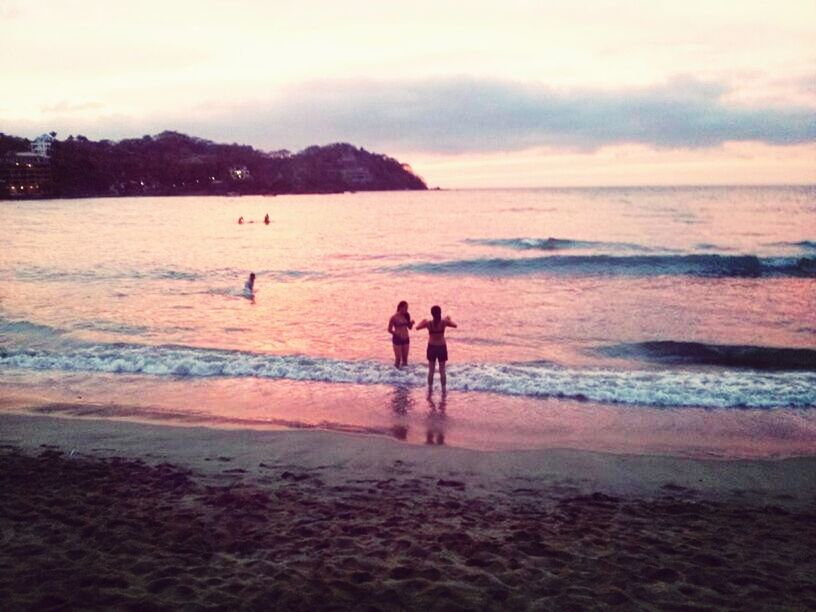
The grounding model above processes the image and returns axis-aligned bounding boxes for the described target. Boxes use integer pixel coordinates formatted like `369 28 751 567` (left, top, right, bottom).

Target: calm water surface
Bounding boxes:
1 187 815 455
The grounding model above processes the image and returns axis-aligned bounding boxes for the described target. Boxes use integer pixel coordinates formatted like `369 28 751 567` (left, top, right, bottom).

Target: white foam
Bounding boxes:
1 343 814 409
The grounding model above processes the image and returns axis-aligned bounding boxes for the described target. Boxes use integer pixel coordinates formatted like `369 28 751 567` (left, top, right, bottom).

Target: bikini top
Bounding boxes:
393 314 410 328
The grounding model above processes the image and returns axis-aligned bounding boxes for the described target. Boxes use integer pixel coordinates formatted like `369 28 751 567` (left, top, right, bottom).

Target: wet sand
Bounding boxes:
1 413 815 611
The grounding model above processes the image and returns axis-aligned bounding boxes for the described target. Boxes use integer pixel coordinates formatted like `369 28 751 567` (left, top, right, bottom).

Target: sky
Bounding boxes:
1 0 814 187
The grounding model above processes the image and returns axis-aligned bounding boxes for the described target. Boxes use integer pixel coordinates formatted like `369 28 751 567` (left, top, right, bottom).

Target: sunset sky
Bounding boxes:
1 0 814 187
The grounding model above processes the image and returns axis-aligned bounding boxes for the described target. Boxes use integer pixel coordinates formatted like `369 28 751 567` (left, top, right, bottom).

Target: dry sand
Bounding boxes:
1 411 815 611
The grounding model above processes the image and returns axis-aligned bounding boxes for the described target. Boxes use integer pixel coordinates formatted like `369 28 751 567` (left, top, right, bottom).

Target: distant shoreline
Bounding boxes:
1 132 427 200
1 187 441 202
5 184 814 202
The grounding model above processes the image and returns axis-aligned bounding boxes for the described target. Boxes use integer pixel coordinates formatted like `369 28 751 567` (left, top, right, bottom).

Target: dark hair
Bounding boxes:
249 273 255 280
397 301 411 324
431 305 442 324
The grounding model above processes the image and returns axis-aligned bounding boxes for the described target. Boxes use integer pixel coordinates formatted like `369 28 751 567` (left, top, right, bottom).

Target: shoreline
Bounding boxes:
0 186 432 203
3 379 816 459
2 412 816 504
2 412 816 610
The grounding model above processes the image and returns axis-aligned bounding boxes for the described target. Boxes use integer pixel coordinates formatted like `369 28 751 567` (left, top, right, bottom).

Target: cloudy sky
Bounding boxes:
2 0 814 186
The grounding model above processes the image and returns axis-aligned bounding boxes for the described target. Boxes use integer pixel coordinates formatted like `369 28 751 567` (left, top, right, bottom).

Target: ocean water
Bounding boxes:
1 187 815 456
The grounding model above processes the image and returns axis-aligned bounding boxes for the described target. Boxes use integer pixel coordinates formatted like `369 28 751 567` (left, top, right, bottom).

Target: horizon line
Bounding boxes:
436 183 816 191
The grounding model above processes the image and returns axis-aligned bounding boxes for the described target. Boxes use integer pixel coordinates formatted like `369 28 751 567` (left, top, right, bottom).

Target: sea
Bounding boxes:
1 187 815 457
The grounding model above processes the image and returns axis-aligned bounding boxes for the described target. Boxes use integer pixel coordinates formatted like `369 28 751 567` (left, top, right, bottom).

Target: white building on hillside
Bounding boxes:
31 133 55 158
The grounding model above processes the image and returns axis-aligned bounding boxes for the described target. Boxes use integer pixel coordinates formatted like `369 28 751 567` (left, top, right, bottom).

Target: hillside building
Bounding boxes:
0 152 52 198
31 133 55 158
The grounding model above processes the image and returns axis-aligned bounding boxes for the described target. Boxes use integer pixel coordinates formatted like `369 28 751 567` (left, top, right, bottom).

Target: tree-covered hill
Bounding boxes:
0 131 427 198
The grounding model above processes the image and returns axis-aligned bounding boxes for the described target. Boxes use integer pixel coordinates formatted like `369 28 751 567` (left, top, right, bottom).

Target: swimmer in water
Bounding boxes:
387 301 414 368
243 272 255 295
415 305 457 392
238 216 244 225
264 213 270 225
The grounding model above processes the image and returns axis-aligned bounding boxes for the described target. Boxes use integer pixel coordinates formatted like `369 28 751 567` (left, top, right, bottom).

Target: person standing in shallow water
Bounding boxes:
416 305 457 392
388 301 414 368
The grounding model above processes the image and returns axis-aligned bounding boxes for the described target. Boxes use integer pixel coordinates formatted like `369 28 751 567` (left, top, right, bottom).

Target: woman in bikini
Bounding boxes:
415 305 457 392
387 301 414 368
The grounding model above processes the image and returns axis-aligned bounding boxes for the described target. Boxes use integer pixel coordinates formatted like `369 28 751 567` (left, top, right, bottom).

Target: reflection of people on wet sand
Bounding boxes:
389 385 413 441
426 393 446 445
390 385 413 415
416 305 457 392
387 301 414 368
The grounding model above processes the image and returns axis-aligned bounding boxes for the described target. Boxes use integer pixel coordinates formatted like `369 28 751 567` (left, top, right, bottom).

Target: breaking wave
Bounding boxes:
464 237 650 251
0 318 62 340
600 341 816 371
391 254 816 278
1 341 814 409
768 240 816 251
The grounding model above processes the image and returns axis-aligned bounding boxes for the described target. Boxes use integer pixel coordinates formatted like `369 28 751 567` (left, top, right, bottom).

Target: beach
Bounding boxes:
1 189 814 609
3 0 815 607
2 411 815 611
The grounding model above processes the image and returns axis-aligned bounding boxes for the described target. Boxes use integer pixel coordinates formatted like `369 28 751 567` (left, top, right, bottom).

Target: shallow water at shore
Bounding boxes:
3 372 816 458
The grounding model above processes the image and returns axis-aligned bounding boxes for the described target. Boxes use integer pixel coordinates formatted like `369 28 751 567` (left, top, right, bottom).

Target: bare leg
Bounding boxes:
401 343 409 367
427 360 436 391
439 361 447 391
392 344 401 368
